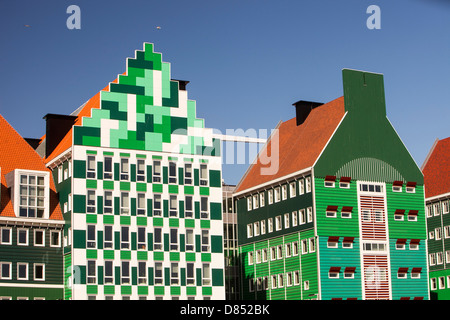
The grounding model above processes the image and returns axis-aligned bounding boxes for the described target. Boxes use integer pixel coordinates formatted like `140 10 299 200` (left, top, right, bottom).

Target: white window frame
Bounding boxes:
136 159 146 182
17 262 28 280
34 263 45 281
17 228 29 246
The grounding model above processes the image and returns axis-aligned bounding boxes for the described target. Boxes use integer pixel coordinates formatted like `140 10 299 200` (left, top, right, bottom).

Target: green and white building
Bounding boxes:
42 43 225 300
234 69 429 300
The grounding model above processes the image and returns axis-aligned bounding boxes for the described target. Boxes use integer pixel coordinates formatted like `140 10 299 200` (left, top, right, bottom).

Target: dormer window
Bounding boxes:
324 176 336 188
6 169 50 219
406 182 416 193
392 181 403 192
339 177 351 188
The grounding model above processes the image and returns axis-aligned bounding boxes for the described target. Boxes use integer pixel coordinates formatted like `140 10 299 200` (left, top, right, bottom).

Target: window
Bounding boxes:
344 267 356 279
200 164 208 186
120 192 129 215
443 201 449 214
397 268 408 279
136 159 146 182
87 155 96 179
0 262 11 280
278 274 284 288
327 236 339 248
396 239 406 250
137 227 146 250
34 263 45 281
268 218 273 233
299 179 304 195
341 207 352 219
200 197 208 219
284 213 290 228
307 207 313 222
363 242 387 252
430 278 437 290
324 176 335 188
248 251 254 265
434 203 441 216
247 197 252 211
275 215 282 231
104 191 113 214
121 226 130 249
299 209 306 224
87 225 96 248
259 193 265 207
34 230 45 246
103 157 113 180
154 228 162 250
292 211 298 226
268 190 273 205
17 173 47 218
253 222 260 237
202 264 211 286
169 162 177 184
439 277 445 289
184 163 193 185
274 187 281 202
104 226 113 249
326 206 337 218
360 183 383 193
171 263 179 285
87 260 96 284
271 275 277 289
290 182 296 198
186 263 195 285
281 185 287 200
185 196 193 218
411 268 422 279
137 193 146 216
121 261 130 284
305 177 311 193
339 177 351 188
285 243 292 257
153 194 162 217
260 220 266 235
252 194 259 210
17 228 28 246
293 242 299 256
85 190 97 214
170 229 178 251
301 239 308 254
153 161 161 183
185 229 194 251
169 195 178 217
17 263 28 280
138 261 147 284
394 209 405 221
392 181 402 192
445 226 450 239
120 158 129 180
436 227 442 240
247 224 253 238
406 182 416 193
329 267 340 279
408 210 418 221
426 205 433 218
1 227 11 245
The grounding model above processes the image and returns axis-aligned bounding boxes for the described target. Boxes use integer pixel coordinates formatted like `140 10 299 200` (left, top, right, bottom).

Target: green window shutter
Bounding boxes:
212 269 224 286
211 235 223 253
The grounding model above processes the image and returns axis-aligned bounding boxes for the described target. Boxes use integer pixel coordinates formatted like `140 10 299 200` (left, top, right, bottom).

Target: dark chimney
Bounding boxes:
24 138 42 150
292 100 324 126
43 114 77 158
172 79 189 91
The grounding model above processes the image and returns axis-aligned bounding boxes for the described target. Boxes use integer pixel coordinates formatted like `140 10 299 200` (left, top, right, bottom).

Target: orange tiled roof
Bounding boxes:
422 137 450 198
234 96 346 193
44 81 116 164
0 115 62 220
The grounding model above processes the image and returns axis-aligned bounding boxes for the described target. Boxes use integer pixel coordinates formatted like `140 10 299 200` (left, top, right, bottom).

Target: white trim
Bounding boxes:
46 147 72 169
426 192 450 203
0 283 64 288
0 216 64 227
233 166 312 198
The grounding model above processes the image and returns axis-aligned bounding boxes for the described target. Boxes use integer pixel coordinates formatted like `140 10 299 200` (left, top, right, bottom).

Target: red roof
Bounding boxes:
235 96 345 193
0 115 62 220
422 137 450 198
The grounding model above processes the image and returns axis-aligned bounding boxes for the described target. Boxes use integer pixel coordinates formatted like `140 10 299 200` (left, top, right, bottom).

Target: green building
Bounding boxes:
422 137 450 299
234 69 429 300
40 43 225 300
0 115 64 300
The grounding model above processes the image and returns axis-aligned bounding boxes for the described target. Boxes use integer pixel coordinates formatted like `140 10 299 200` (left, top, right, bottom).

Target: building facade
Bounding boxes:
422 137 450 299
41 43 225 300
234 69 429 300
0 115 64 300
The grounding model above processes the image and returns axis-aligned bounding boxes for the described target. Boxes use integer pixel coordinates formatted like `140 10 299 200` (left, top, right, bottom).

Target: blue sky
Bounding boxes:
0 0 449 185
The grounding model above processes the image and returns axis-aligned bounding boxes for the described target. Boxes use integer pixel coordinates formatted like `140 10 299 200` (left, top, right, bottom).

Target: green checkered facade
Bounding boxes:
54 43 225 299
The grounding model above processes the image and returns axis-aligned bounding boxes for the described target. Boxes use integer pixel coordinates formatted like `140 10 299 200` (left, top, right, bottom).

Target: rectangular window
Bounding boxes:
290 182 296 198
0 262 11 280
274 187 281 202
87 225 96 248
87 260 96 284
170 229 178 251
103 156 113 180
184 163 192 185
171 263 179 285
153 161 161 183
17 228 28 246
87 155 96 179
281 185 287 200
185 196 193 218
153 194 162 217
104 191 113 214
137 193 146 216
120 192 129 215
268 218 273 233
104 225 113 249
121 261 130 284
260 220 266 235
136 159 146 182
137 227 146 250
299 179 304 195
200 197 209 219
18 173 47 218
34 230 45 246
121 226 130 249
185 229 194 251
259 193 265 207
275 215 282 231
247 197 252 211
268 190 273 205
169 195 178 217
253 222 260 237
200 164 208 186
306 177 311 193
17 263 28 280
154 228 162 250
120 158 129 181
34 263 45 281
169 162 177 184
247 224 253 238
87 190 96 213
186 263 195 285
284 213 290 228
202 264 211 286
138 261 147 284
307 207 313 222
252 194 259 210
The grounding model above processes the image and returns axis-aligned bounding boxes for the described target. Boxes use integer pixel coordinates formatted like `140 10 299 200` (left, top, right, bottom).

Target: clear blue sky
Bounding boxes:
0 0 449 185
